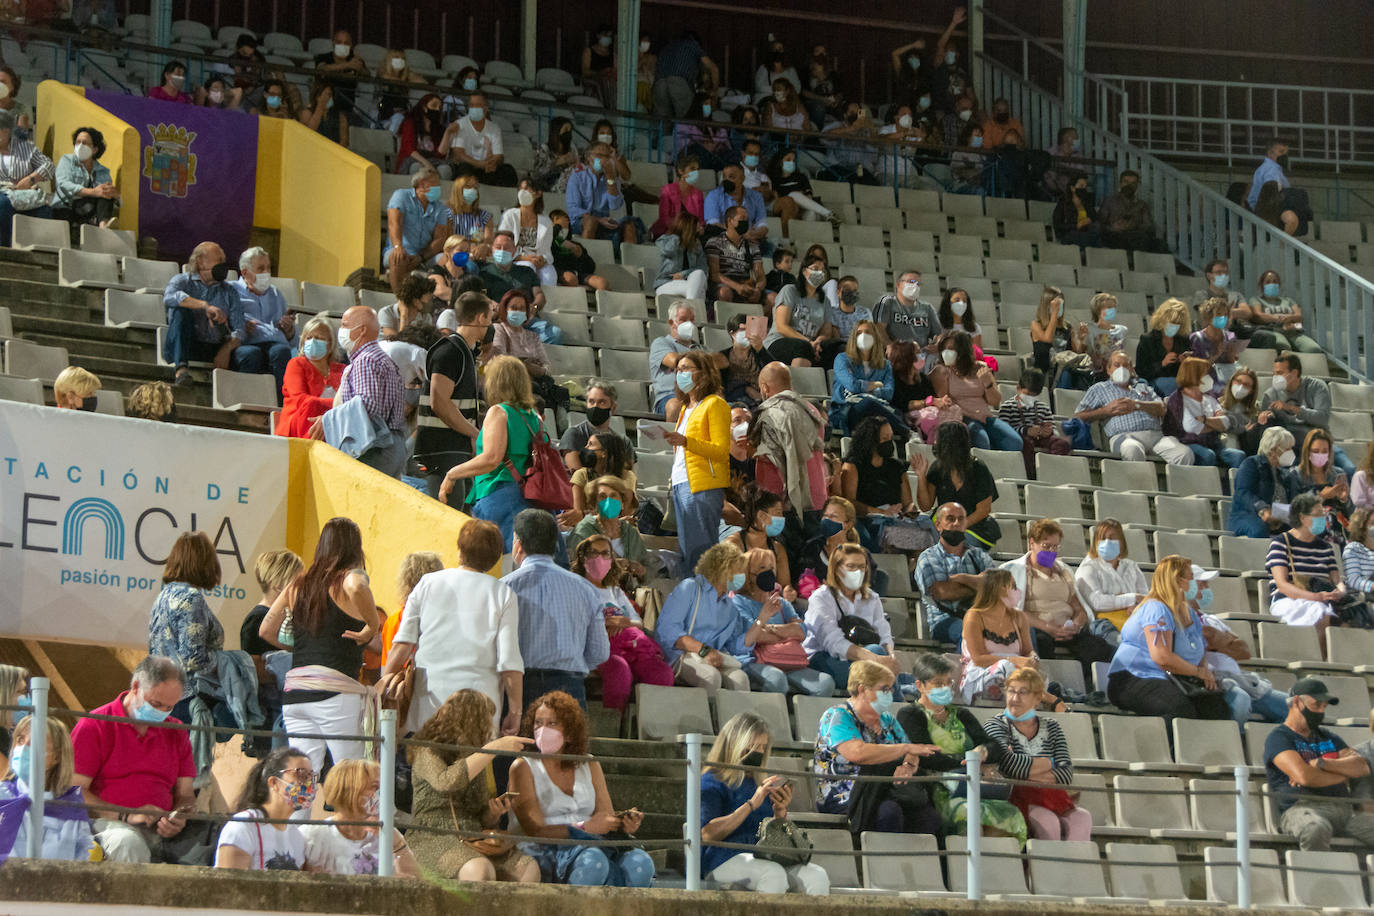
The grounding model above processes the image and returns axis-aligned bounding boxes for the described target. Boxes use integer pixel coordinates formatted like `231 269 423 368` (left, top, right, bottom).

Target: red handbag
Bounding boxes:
502 407 574 511
753 638 810 671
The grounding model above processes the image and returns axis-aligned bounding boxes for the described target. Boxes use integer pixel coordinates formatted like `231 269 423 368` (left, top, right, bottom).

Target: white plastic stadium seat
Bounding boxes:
634 684 712 740
120 257 179 293
59 248 131 290
104 289 165 328
3 339 68 380
860 831 958 896
79 224 137 258
0 376 45 405
11 214 71 252
1103 843 1193 905
301 282 357 315
1285 850 1366 909
1204 846 1290 907
1027 840 1133 904
211 369 278 412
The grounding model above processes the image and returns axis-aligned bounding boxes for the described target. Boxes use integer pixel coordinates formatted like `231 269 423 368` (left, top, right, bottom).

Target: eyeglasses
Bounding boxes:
1004 687 1036 698
280 766 319 783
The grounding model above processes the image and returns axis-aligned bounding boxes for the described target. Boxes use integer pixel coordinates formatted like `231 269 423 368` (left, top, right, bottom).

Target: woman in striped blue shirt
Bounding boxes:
1342 508 1374 600
1266 492 1343 653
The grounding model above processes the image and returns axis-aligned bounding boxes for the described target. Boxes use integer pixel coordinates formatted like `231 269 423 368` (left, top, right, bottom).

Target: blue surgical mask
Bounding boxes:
971 135 983 148
702 104 712 117
676 370 695 392
764 515 786 537
1213 273 1229 289
871 689 894 713
10 745 29 781
1263 282 1281 298
926 685 954 706
744 154 759 169
1196 586 1214 609
507 310 526 327
945 51 956 66
592 157 603 173
1310 515 1328 536
462 187 478 204
463 78 478 91
134 702 171 723
685 169 700 185
265 94 281 109
425 185 442 204
782 159 796 175
1102 307 1117 321
1184 580 1199 601
1211 315 1228 329
598 496 622 518
1006 707 1037 722
1164 322 1180 337
1096 538 1121 561
302 338 329 360
492 249 514 266
728 572 747 591
468 107 485 121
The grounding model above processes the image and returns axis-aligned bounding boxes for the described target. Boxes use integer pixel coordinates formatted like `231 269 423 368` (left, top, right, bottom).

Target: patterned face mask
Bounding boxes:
280 775 318 811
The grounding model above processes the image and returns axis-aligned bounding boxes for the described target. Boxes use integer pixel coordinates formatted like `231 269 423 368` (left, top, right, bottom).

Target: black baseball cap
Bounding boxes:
1289 677 1339 704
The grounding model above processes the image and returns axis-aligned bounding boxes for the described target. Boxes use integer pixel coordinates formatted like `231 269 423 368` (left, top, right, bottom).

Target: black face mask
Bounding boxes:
1300 705 1325 731
754 569 777 592
845 111 858 124
1119 183 1137 199
733 219 750 236
1276 154 1291 171
994 111 1010 123
940 527 964 547
79 395 98 412
210 262 230 282
741 750 765 768
876 440 895 459
721 179 737 195
552 224 565 240
586 405 612 426
580 449 599 470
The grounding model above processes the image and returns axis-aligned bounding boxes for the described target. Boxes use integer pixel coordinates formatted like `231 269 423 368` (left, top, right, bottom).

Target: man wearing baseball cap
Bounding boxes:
1264 677 1374 849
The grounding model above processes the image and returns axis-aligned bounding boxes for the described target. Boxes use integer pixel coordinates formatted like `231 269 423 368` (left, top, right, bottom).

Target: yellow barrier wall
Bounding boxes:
253 115 284 232
269 119 380 286
35 81 139 234
285 439 473 614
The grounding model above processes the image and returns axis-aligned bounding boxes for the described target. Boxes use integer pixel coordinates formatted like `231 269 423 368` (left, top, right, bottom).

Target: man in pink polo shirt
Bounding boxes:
71 656 202 863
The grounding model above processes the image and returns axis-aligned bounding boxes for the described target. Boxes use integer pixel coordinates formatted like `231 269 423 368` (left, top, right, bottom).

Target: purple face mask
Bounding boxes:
1035 549 1058 568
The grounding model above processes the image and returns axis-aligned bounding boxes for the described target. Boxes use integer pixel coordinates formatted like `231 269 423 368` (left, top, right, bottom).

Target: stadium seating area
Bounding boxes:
6 13 1374 910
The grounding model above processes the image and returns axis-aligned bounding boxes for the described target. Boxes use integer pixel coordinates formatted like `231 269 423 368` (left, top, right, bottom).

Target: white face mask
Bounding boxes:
74 143 93 162
391 56 406 71
734 330 749 347
951 299 968 317
774 90 787 103
1111 366 1132 385
675 320 695 341
169 73 185 87
251 271 271 294
856 332 875 352
209 89 224 104
337 326 357 355
900 281 920 299
334 43 351 58
639 40 651 53
941 349 957 366
840 567 865 590
1278 449 1296 468
517 188 536 207
1231 382 1251 399
597 132 614 144
731 422 749 440
897 114 913 128
1018 393 1037 407
0 82 10 100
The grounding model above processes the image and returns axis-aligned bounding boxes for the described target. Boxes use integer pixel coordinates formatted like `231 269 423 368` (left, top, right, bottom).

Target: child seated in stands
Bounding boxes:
763 247 797 310
548 209 609 290
997 368 1072 478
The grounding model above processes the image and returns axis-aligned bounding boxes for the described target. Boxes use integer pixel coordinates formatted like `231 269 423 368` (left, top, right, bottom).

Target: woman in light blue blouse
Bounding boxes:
655 542 758 695
51 126 119 232
1106 555 1231 721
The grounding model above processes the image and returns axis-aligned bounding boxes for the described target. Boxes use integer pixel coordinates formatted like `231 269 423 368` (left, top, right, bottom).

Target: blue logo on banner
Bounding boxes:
61 497 125 561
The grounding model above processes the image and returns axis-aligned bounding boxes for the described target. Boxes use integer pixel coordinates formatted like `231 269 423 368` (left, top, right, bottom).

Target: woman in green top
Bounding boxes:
439 355 540 550
895 653 1028 846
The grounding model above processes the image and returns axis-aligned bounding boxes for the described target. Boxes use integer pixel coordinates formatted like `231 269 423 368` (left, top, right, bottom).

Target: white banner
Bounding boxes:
0 402 290 646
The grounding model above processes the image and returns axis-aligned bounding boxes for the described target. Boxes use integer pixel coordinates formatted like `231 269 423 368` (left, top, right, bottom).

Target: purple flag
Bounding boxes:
87 90 259 265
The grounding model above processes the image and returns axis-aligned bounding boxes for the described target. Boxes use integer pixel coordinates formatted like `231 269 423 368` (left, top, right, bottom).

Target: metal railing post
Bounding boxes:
377 709 396 877
684 733 702 891
965 749 982 901
1235 765 1251 909
25 677 50 860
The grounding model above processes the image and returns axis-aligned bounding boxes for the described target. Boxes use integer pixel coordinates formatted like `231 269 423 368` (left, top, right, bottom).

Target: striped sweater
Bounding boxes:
983 713 1075 784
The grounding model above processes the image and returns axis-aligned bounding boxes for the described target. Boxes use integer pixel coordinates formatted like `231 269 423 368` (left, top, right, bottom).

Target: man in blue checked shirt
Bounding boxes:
502 509 610 710
1073 351 1193 465
232 246 297 397
565 142 643 248
161 240 244 387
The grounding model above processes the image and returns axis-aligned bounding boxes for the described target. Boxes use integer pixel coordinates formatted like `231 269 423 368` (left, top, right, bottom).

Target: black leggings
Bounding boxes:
1107 670 1232 720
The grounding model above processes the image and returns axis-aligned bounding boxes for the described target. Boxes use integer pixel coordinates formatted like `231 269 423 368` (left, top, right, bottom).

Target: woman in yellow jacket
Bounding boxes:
663 351 732 572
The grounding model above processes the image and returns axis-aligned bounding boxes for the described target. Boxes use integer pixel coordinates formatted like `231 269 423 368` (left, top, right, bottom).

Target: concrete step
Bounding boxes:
0 261 55 284
11 313 157 348
2 297 102 325
0 246 59 270
23 330 149 363
0 277 98 309
93 370 211 407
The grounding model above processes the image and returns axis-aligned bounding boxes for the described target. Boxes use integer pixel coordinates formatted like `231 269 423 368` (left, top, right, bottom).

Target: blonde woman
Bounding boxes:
654 541 756 695
958 569 1042 703
301 758 419 876
1106 555 1230 719
126 381 175 422
1136 297 1193 396
700 712 829 894
446 173 495 246
242 549 304 740
381 550 443 661
0 715 93 860
0 665 30 733
53 366 100 410
1074 519 1148 633
376 48 425 127
439 355 541 550
802 543 898 687
1030 285 1085 384
828 319 897 436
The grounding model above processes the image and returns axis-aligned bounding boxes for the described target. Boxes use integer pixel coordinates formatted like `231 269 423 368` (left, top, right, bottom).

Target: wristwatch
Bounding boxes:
697 644 711 658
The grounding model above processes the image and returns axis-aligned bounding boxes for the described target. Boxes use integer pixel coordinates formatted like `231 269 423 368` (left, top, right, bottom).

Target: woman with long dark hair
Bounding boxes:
214 746 314 870
838 417 919 554
399 93 450 177
259 517 380 772
931 329 1021 451
913 420 1002 549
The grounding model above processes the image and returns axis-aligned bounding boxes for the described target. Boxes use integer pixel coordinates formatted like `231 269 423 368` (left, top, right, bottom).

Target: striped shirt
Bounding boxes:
982 713 1074 784
1266 531 1339 601
0 136 54 185
997 395 1053 434
1077 378 1164 437
1343 542 1374 594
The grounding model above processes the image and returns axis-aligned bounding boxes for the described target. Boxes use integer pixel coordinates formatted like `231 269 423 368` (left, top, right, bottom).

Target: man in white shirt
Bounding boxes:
441 91 519 186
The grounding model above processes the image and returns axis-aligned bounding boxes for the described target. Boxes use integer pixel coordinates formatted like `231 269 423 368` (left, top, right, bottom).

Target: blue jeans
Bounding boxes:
1187 444 1246 469
230 340 292 398
1224 685 1290 724
742 662 836 696
808 644 914 697
1230 511 1270 538
926 611 964 647
1333 445 1356 479
523 668 587 711
471 479 529 551
0 198 53 246
1152 377 1179 397
528 826 654 887
965 416 1023 451
672 482 724 574
162 304 222 367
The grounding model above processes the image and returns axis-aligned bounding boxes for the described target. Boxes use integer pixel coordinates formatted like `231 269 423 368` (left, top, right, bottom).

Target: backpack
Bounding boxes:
501 406 574 511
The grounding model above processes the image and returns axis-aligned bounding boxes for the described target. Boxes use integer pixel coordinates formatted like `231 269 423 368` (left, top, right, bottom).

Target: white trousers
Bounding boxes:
1108 428 1194 465
709 852 831 895
282 692 367 771
656 269 708 302
675 652 749 697
516 259 558 288
789 191 832 219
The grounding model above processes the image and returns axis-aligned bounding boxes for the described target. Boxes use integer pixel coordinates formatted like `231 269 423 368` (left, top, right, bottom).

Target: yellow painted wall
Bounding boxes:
253 115 284 230
35 81 139 234
285 439 473 614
